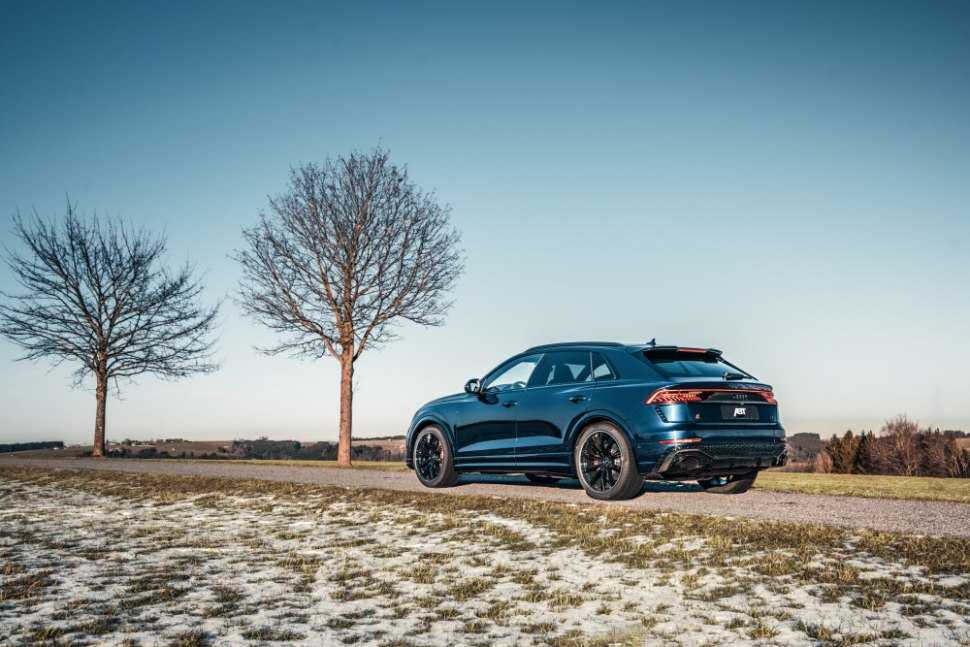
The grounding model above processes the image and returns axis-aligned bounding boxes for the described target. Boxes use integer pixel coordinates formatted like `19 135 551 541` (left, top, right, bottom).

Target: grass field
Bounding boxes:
1 464 969 646
757 472 970 504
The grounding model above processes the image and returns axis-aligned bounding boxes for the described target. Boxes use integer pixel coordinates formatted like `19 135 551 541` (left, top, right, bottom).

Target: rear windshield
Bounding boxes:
641 350 752 379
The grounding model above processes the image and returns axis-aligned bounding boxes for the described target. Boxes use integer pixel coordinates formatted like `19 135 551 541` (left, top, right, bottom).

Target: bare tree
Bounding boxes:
920 429 970 478
0 203 220 456
871 415 923 476
233 148 463 467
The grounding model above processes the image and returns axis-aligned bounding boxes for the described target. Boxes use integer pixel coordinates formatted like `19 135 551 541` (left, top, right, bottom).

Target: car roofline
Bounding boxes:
521 341 725 356
523 341 626 352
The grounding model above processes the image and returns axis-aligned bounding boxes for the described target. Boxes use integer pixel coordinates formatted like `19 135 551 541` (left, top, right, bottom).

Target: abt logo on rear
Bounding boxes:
734 407 747 417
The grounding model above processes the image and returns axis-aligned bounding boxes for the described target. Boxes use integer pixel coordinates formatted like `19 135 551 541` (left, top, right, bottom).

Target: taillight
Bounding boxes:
645 389 703 404
646 389 777 404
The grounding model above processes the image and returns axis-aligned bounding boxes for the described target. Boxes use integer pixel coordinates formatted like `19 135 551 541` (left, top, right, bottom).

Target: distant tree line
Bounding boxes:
226 440 403 462
941 430 970 439
813 416 970 478
79 439 405 461
0 441 64 453
82 446 223 459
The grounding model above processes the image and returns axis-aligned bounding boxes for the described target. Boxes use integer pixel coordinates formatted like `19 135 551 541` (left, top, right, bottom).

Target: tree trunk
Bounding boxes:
93 371 107 457
337 352 354 467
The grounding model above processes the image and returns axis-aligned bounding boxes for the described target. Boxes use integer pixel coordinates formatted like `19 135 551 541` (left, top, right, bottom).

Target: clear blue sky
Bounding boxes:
1 1 968 444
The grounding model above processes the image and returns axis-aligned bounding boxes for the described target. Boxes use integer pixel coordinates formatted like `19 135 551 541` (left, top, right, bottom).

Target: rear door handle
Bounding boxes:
569 395 587 403
503 400 518 408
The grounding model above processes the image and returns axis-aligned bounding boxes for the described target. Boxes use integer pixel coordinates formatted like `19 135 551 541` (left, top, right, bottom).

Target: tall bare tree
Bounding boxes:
0 203 220 456
234 148 463 466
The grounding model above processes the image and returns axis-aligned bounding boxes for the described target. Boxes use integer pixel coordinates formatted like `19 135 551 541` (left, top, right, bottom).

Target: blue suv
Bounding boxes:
405 342 787 500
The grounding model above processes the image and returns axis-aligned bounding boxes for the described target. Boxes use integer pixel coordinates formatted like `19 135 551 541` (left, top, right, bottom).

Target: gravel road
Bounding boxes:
4 457 969 538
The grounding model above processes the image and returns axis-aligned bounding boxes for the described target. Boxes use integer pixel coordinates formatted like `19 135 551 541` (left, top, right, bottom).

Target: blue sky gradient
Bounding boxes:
1 1 968 443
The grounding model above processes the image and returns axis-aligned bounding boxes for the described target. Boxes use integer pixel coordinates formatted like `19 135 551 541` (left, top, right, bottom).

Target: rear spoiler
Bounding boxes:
643 346 723 357
659 381 773 392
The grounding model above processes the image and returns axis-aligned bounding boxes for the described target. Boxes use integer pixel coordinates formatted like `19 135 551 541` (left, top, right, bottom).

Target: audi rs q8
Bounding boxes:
405 342 786 500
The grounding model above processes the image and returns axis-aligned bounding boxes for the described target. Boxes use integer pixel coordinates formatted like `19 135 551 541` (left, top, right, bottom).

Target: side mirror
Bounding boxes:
464 378 481 394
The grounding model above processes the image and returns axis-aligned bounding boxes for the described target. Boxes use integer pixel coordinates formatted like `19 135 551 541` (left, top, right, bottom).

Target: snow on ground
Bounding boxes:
0 469 968 646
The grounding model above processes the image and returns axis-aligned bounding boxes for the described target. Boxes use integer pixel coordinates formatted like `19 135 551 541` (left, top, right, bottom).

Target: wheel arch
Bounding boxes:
405 414 455 468
565 411 637 472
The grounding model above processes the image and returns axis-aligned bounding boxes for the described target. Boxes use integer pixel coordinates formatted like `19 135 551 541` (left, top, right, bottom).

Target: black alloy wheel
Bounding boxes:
415 433 442 481
413 425 460 488
580 431 622 492
574 423 642 500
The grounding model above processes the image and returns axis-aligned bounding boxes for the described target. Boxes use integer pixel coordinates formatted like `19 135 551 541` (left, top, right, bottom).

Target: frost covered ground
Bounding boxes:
0 465 968 646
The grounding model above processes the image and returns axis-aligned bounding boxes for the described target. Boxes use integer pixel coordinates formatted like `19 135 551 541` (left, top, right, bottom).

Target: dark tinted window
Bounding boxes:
528 351 591 387
642 350 752 379
591 353 617 380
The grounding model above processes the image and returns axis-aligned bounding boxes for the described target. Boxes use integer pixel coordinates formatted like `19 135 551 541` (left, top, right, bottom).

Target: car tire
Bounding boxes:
697 472 757 494
413 425 460 488
574 423 642 500
525 474 561 485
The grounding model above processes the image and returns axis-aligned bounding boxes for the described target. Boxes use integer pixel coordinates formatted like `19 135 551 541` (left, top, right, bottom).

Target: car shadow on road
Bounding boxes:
454 473 704 494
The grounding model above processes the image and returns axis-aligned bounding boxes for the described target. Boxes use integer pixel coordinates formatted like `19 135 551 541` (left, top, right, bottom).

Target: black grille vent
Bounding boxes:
700 443 784 459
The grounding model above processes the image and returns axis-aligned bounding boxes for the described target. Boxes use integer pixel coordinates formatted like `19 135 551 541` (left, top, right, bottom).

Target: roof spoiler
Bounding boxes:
644 345 723 356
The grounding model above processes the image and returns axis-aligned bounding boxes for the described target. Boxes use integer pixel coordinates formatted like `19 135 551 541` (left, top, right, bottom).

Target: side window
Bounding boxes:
528 351 592 387
484 354 542 392
592 352 617 380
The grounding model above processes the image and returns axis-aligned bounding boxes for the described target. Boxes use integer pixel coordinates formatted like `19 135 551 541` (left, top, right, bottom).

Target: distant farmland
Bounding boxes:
6 437 407 461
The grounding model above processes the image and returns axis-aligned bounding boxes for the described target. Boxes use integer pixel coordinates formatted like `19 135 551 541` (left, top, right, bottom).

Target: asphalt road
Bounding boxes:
3 457 969 538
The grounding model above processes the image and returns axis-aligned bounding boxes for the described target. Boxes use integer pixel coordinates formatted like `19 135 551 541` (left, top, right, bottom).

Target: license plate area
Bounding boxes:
720 405 759 421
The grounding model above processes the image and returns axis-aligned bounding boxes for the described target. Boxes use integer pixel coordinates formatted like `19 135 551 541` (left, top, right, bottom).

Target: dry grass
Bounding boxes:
1 464 968 646
757 470 970 503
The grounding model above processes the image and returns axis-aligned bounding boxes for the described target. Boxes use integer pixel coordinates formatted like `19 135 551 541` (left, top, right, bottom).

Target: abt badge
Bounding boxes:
720 403 759 420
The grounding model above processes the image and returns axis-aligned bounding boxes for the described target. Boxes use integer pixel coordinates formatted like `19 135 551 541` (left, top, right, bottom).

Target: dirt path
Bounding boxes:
4 457 969 537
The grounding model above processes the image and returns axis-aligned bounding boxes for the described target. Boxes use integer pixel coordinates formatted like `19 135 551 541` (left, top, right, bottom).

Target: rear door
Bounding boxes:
514 351 593 470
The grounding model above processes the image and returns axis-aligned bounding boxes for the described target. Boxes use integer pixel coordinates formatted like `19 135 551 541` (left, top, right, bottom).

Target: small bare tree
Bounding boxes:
234 149 463 467
0 203 220 456
872 415 923 476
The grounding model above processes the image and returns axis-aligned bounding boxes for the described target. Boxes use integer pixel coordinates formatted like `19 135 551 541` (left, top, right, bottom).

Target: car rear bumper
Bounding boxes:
642 440 788 481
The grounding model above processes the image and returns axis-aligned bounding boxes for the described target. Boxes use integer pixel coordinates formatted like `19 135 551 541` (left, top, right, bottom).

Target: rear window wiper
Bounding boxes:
722 372 749 380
